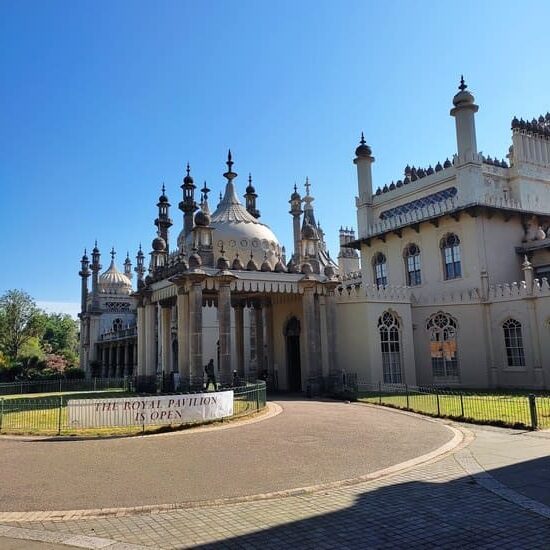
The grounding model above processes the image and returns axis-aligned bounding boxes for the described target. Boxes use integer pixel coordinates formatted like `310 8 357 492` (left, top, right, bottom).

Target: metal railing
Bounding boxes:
0 381 266 435
346 381 550 430
0 377 129 396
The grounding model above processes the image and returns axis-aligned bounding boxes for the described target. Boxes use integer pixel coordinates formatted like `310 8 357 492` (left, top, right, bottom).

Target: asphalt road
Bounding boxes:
0 398 453 512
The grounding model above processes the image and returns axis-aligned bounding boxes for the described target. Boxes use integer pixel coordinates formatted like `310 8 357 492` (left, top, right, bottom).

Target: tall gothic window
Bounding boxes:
404 243 422 286
373 252 388 287
503 319 525 367
112 318 123 332
427 313 459 379
378 311 402 383
441 233 461 280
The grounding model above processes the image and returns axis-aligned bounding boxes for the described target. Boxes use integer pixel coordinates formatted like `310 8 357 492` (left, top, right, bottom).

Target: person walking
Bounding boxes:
205 359 217 391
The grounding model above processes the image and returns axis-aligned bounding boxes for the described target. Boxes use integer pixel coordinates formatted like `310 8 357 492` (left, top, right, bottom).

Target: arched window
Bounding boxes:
373 252 388 287
404 243 421 286
378 311 402 383
441 234 461 280
503 319 525 367
112 318 123 332
426 313 459 379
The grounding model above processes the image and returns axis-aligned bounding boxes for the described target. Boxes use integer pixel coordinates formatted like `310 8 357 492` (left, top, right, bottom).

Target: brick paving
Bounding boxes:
11 451 550 549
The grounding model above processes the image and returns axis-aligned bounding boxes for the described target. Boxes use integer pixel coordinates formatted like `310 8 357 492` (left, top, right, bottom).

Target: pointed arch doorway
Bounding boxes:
284 317 302 392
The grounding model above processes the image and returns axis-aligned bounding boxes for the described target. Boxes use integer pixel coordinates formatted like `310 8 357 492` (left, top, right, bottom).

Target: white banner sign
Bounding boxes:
68 391 234 428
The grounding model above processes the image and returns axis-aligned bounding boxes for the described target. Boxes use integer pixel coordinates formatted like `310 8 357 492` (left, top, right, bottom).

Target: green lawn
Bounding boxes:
0 389 265 436
358 392 550 429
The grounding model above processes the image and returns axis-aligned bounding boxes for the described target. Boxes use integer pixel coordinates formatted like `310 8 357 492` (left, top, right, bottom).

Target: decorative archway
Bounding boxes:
284 317 302 391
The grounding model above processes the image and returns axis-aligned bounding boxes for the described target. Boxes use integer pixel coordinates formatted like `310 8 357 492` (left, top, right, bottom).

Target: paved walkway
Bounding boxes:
0 401 549 548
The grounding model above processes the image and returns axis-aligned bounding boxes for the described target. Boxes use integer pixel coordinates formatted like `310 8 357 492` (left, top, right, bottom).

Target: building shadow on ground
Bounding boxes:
191 456 550 549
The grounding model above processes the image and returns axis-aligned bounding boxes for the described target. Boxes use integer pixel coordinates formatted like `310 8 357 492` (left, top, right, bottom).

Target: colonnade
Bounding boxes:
97 340 137 378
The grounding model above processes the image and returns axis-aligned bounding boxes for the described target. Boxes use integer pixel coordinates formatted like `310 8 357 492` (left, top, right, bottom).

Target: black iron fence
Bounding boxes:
339 380 550 430
0 381 266 435
0 377 129 396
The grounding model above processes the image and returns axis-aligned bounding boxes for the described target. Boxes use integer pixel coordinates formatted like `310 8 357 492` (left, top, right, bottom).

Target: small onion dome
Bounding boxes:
355 133 372 158
443 158 452 168
246 175 256 195
246 256 259 271
301 262 313 275
81 251 89 262
375 187 382 195
290 184 301 200
183 163 194 185
274 257 286 273
260 257 272 272
452 77 475 107
403 176 410 185
410 168 418 181
427 165 434 175
535 227 546 241
382 184 389 193
158 186 168 203
188 251 202 269
324 265 336 279
396 180 403 188
217 255 230 270
435 162 443 172
417 168 426 178
389 181 396 191
404 164 411 175
152 236 166 252
511 116 520 129
194 208 211 227
232 254 244 270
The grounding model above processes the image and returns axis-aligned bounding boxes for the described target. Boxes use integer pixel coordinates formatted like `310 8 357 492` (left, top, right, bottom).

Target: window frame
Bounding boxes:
426 312 459 381
502 318 526 368
373 252 388 287
378 311 403 384
440 233 462 280
404 243 422 286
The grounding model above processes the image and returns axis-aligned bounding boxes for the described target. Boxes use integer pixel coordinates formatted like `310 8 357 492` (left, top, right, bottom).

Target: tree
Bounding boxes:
39 312 78 355
0 290 43 362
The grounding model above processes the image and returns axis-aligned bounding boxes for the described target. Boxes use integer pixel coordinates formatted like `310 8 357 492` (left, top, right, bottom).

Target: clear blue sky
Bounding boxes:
1 0 549 310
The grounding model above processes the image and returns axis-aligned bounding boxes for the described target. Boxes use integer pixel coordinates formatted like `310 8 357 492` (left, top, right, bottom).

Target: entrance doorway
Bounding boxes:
285 317 302 391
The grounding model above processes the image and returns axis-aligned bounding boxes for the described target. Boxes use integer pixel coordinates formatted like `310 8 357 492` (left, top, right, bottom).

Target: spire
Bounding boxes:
244 172 260 218
179 162 197 238
458 75 467 92
223 149 237 183
305 176 311 196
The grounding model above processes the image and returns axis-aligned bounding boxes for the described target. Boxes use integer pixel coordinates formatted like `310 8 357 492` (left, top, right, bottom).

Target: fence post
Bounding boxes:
0 398 3 432
59 378 62 393
94 377 97 392
378 381 382 404
436 392 441 417
57 396 63 435
528 394 538 430
460 393 465 418
405 384 410 409
256 385 260 412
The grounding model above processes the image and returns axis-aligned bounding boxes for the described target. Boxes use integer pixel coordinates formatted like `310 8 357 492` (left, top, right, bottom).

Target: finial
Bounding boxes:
248 173 252 185
459 75 467 92
360 132 366 145
294 183 297 193
94 239 98 247
202 180 210 199
138 243 142 251
126 251 130 259
305 177 311 196
186 163 190 177
219 191 223 202
110 247 116 260
226 149 233 171
84 248 87 255
161 183 166 195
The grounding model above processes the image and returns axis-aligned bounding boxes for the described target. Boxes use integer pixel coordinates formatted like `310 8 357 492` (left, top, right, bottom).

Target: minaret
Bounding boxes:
155 184 173 252
354 133 375 239
289 184 302 262
244 173 260 218
90 241 101 309
302 177 317 227
124 252 132 280
78 249 91 315
450 76 480 164
192 181 214 266
135 244 146 288
179 163 197 239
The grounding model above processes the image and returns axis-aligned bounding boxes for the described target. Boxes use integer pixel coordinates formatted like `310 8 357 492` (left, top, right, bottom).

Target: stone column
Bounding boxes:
324 285 339 375
132 341 137 376
177 287 190 380
234 303 245 378
110 345 116 378
218 277 234 383
302 283 322 388
189 277 205 384
254 300 264 378
145 301 157 377
136 303 146 376
161 304 172 376
264 300 274 377
123 344 130 377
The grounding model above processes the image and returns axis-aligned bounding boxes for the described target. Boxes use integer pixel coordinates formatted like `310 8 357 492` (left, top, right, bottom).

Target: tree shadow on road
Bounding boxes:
192 456 550 549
